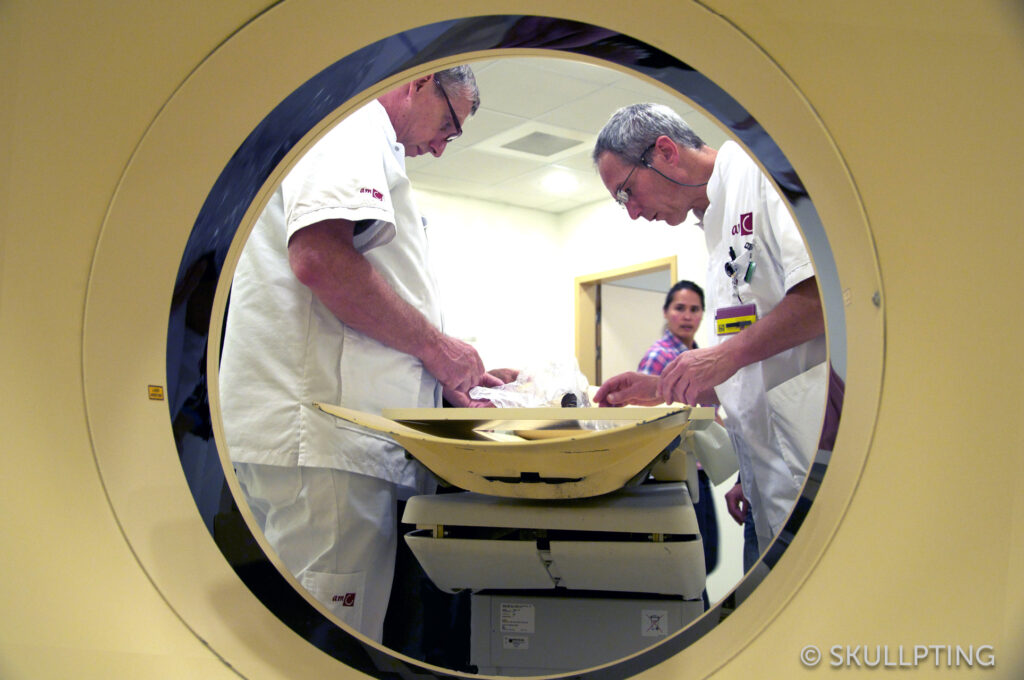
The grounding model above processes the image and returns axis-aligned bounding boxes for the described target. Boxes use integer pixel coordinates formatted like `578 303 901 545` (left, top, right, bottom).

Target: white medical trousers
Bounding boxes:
234 463 398 642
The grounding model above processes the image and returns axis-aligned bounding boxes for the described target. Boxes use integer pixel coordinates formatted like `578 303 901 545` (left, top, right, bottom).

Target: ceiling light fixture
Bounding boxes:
541 168 579 194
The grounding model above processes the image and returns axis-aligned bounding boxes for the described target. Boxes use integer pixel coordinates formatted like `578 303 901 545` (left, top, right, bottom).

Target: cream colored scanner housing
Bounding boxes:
2 2 1022 679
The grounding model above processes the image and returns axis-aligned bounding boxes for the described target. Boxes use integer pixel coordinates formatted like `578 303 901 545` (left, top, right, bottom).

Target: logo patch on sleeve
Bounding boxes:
731 212 753 235
332 592 357 607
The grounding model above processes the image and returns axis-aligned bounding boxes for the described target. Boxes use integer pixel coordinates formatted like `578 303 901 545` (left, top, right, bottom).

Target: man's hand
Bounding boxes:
445 368 519 408
657 279 825 405
658 344 738 405
593 372 662 407
724 482 749 525
443 384 500 408
287 220 508 408
421 335 505 407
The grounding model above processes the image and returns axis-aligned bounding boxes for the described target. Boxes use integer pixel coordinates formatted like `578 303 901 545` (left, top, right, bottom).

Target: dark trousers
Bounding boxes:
694 469 719 575
382 499 472 671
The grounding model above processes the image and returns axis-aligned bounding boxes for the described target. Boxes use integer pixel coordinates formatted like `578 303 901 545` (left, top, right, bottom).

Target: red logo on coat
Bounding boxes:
731 212 754 235
332 592 357 607
359 187 384 201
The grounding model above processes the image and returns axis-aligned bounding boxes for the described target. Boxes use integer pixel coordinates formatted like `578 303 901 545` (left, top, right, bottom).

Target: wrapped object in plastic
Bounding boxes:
470 358 591 409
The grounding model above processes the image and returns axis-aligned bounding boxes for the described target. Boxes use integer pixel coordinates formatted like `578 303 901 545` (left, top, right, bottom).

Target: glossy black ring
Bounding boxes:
166 13 845 679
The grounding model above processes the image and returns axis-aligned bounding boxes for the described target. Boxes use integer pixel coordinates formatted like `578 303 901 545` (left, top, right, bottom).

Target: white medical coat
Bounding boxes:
699 141 828 550
220 100 441 493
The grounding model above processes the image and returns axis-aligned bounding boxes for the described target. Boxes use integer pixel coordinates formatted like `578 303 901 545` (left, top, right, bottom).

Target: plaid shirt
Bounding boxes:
637 330 694 376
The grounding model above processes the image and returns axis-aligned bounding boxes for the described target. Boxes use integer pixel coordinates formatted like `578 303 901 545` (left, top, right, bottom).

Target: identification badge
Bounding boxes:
716 303 757 335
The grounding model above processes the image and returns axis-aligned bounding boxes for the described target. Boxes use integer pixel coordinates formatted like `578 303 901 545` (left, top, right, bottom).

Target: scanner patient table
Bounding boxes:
315 403 736 674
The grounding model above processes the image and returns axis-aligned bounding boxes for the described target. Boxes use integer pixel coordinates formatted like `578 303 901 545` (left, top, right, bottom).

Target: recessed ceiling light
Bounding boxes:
542 169 579 194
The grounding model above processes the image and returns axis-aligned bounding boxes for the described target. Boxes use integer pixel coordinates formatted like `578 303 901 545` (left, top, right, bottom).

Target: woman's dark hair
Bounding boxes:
663 280 705 311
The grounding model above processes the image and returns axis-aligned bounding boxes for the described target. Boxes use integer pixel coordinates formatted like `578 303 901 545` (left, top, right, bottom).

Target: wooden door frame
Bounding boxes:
574 256 677 385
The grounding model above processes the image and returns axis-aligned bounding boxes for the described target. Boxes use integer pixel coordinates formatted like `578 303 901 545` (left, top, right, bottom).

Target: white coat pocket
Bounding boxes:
764 360 829 489
336 327 426 426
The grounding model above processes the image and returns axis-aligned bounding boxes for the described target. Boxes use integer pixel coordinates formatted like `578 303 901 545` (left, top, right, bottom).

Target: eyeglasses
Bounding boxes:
433 76 462 143
614 143 656 206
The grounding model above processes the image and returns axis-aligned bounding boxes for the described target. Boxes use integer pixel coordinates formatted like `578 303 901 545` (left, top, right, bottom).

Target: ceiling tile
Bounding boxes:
412 147 538 184
558 149 599 173
473 59 607 119
489 164 607 206
457 108 529 147
473 120 593 163
512 56 624 86
537 84 658 133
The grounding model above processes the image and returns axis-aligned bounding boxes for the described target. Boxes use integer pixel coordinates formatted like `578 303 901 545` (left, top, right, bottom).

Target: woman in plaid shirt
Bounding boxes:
638 280 705 375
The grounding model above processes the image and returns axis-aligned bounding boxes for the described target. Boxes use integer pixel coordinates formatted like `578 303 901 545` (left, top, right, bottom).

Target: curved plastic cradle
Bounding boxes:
312 404 714 499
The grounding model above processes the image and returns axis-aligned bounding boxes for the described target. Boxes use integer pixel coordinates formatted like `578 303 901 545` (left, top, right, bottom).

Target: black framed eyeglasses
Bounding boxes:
433 76 462 143
614 143 656 206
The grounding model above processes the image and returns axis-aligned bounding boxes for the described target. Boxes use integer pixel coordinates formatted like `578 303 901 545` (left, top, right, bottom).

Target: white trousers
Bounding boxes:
234 463 398 642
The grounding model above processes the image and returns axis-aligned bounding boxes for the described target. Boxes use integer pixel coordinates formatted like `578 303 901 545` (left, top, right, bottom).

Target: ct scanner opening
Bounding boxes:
167 15 847 679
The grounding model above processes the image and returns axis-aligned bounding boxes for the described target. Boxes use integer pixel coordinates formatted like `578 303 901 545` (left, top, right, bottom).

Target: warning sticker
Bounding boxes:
500 603 535 634
642 609 669 637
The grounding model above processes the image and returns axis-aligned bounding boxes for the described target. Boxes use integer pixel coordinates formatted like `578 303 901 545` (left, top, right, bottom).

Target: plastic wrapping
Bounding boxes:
470 358 591 408
469 358 621 431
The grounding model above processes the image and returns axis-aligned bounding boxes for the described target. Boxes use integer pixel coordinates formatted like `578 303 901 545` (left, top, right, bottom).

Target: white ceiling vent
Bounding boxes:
475 121 595 162
501 131 583 157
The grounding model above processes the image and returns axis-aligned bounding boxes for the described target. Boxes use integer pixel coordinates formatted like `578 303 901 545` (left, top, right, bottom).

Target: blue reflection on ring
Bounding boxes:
166 14 843 679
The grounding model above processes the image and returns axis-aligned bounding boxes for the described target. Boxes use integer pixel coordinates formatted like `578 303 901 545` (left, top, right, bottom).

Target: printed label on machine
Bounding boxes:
500 603 535 633
502 635 529 650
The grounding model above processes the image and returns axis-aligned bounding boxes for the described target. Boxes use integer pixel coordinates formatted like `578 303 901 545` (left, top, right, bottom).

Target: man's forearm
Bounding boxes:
722 277 824 370
288 220 442 361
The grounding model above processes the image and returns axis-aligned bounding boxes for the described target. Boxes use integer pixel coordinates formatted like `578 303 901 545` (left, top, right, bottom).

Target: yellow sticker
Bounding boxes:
148 385 165 400
716 315 756 335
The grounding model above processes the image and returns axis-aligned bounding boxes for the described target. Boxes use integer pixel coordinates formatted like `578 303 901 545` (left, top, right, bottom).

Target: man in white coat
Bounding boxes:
219 66 502 641
591 103 831 562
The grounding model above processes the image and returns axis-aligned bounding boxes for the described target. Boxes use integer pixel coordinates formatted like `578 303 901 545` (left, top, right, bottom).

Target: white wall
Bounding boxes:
415 191 569 370
417 190 714 367
561 200 715 350
600 284 665 377
416 188 743 604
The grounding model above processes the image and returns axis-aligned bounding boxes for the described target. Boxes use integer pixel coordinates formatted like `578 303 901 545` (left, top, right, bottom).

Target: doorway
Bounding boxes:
575 256 676 386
